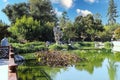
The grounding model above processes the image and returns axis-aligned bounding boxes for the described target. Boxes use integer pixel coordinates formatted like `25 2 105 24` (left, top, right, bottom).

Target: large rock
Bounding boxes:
15 55 24 62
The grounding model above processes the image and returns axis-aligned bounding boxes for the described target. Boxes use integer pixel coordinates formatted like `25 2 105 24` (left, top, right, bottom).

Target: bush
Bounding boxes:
114 27 120 40
11 42 47 54
49 44 75 50
8 16 42 41
73 42 81 49
8 37 18 43
78 42 94 47
49 44 63 50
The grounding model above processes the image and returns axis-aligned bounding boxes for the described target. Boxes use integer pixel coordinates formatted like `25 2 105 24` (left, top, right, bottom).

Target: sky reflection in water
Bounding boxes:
51 58 120 80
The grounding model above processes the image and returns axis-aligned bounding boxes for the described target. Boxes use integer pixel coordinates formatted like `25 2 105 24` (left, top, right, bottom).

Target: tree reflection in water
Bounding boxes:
107 59 118 80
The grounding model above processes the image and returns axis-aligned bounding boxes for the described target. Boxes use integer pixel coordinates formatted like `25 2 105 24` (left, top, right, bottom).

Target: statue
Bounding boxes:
53 22 63 45
1 37 9 46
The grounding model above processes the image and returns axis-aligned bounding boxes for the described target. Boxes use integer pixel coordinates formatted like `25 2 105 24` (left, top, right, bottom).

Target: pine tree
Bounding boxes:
107 0 118 25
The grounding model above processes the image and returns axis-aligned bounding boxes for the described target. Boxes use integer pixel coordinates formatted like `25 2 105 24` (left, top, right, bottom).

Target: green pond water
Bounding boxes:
17 49 120 80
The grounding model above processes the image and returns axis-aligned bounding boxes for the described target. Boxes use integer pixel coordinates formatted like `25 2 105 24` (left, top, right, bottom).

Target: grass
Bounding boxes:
21 53 36 60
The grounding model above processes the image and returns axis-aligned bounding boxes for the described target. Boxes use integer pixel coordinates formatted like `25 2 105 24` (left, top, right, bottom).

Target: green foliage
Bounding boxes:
79 42 94 47
49 44 63 50
2 3 29 23
74 14 104 41
18 66 50 80
114 53 120 61
59 11 68 29
8 16 42 41
7 37 18 43
104 42 112 48
73 42 81 49
107 0 118 24
49 43 76 50
3 0 56 42
21 53 35 60
0 20 10 40
98 24 120 41
114 27 120 39
40 22 54 41
62 20 77 42
11 42 47 54
29 0 57 24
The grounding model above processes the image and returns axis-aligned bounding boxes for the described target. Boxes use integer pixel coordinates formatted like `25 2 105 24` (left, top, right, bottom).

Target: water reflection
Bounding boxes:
107 60 118 80
18 49 120 80
18 66 52 80
50 58 120 80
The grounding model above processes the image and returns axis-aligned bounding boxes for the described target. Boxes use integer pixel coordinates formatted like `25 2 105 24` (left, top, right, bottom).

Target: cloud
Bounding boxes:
3 0 7 2
76 9 92 17
54 8 62 17
60 0 73 9
84 0 99 3
50 0 74 9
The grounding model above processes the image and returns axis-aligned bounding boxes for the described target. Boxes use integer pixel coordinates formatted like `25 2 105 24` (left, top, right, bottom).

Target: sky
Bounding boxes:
0 0 120 25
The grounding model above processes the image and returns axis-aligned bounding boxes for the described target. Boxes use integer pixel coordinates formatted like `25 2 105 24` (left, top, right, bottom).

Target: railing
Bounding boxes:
0 46 9 58
0 46 18 80
8 46 18 80
1 46 52 80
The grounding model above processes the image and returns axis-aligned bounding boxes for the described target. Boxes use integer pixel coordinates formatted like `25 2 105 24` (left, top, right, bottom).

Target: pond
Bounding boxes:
17 49 120 80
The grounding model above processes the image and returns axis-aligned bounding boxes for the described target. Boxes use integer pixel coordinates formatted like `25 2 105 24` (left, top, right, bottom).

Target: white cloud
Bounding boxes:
54 8 62 17
84 0 99 3
3 0 7 2
50 0 74 9
60 0 73 9
76 9 92 17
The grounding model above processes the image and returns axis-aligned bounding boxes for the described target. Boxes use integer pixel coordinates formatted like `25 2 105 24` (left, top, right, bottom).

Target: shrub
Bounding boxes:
8 16 42 41
8 37 18 43
49 44 63 50
11 42 47 54
78 42 94 47
73 42 81 49
114 27 120 40
49 44 75 50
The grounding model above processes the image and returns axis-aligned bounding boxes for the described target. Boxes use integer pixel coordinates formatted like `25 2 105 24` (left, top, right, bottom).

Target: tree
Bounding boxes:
0 20 10 40
114 27 120 40
3 0 57 25
63 21 77 43
74 14 104 41
2 3 30 23
59 11 69 30
59 11 76 42
107 0 118 25
98 24 120 41
29 0 57 24
74 15 86 41
8 16 42 42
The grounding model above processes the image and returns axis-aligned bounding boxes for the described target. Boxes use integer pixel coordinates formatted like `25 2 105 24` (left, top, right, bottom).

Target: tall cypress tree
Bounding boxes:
107 0 118 25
